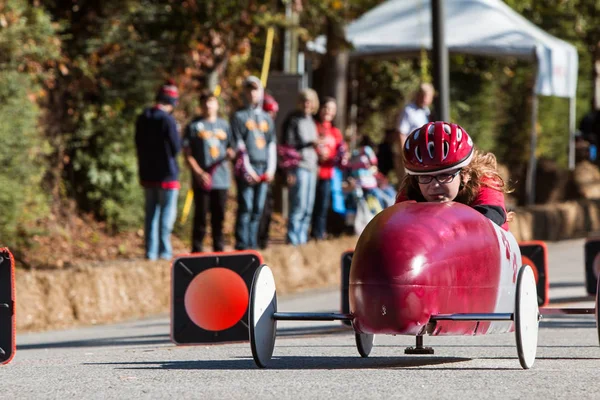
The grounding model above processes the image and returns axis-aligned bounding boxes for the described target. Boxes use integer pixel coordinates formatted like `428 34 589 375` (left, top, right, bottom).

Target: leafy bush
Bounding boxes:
0 1 60 247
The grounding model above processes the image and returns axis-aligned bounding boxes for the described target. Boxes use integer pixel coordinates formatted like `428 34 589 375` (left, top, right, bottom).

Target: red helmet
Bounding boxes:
403 121 474 175
262 94 279 114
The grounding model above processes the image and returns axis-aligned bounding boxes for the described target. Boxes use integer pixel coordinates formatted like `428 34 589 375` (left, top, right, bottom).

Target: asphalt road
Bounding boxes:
4 239 600 399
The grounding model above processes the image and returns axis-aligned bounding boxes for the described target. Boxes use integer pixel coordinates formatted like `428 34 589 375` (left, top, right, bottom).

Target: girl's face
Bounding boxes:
417 169 463 202
319 101 337 122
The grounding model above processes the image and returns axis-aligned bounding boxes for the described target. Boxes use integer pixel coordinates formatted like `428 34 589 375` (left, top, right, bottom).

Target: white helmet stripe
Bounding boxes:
405 150 474 175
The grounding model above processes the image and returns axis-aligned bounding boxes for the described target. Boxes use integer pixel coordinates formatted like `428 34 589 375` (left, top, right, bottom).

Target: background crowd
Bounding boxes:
135 77 413 259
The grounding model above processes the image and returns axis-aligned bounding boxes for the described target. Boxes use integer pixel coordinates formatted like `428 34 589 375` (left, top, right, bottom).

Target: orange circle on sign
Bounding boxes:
521 255 539 284
184 267 249 331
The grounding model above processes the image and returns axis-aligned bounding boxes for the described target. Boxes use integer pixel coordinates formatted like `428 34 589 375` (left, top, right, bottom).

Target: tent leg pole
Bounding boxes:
349 60 359 151
526 93 539 206
568 96 576 170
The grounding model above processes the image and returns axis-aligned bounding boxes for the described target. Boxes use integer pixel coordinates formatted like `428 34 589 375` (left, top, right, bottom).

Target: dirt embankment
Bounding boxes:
15 236 358 333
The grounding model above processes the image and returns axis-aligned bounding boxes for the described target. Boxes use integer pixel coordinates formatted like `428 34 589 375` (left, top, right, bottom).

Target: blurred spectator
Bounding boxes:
134 80 181 260
258 93 280 249
395 83 434 180
231 76 277 250
342 135 396 235
346 136 394 209
282 89 320 245
183 90 234 253
579 110 599 162
311 96 344 241
397 83 434 146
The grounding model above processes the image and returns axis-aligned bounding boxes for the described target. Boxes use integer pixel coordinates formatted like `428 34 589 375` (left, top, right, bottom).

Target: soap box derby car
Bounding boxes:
0 248 16 365
248 201 600 369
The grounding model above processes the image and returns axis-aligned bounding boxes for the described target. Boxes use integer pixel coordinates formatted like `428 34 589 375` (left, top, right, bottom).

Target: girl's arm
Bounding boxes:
471 185 507 228
472 204 506 227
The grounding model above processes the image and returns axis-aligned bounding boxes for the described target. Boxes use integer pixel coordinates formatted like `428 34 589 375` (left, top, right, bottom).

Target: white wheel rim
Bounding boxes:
515 265 539 369
249 265 277 368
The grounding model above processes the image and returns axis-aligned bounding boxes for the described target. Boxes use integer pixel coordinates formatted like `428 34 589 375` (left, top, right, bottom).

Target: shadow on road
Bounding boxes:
549 295 595 304
16 319 597 351
17 333 171 350
87 355 473 370
16 325 351 351
549 282 585 289
540 319 596 329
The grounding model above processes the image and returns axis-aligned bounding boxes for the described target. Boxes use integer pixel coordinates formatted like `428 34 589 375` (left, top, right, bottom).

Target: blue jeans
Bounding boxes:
311 178 331 240
144 187 179 260
235 180 268 250
287 168 317 245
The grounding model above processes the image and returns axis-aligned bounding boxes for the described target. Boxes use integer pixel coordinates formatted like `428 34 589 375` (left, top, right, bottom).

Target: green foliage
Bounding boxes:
0 0 60 247
3 0 600 248
63 3 177 229
356 58 421 143
449 56 503 153
0 73 47 246
503 0 600 166
0 0 60 69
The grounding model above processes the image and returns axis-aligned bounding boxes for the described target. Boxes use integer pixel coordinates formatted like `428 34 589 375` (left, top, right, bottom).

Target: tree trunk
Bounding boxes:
320 16 349 134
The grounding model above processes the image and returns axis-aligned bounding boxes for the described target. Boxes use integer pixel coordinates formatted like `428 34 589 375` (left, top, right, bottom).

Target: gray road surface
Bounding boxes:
4 239 600 399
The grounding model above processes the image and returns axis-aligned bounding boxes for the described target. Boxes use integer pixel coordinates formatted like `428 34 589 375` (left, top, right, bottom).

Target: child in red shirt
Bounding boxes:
396 121 510 230
311 97 345 240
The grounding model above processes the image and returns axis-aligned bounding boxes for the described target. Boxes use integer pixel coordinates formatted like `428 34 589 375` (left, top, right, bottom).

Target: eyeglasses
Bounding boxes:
417 169 461 184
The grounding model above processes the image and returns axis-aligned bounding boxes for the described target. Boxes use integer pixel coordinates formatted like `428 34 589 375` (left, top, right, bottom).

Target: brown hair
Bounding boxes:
316 96 337 124
199 89 217 104
398 149 511 205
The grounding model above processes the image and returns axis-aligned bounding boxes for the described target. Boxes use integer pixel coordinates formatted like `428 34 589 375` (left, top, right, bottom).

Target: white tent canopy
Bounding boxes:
308 0 579 203
309 0 578 98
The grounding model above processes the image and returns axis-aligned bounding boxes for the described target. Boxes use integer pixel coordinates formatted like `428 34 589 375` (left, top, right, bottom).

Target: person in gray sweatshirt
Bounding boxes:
231 76 277 250
282 89 320 245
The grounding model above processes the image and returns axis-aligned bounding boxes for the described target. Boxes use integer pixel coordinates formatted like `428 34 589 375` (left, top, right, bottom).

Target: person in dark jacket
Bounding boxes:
135 80 181 260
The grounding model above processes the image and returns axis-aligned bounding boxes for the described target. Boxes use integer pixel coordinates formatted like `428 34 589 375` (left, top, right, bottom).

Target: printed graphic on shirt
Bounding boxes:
259 120 269 132
255 133 266 149
233 109 274 167
316 134 337 159
245 118 268 149
184 118 232 190
191 122 229 160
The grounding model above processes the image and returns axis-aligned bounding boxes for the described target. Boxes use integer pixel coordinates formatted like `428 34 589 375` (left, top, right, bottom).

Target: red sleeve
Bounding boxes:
471 185 505 209
395 190 409 204
333 127 343 145
471 184 509 231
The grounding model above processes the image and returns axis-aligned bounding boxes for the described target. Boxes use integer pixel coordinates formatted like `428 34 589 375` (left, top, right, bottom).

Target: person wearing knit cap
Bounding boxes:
231 75 277 250
135 80 181 260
